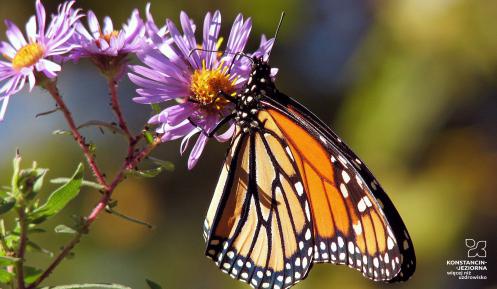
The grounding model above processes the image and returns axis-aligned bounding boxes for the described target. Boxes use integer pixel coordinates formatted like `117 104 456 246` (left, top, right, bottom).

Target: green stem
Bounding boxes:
15 205 28 289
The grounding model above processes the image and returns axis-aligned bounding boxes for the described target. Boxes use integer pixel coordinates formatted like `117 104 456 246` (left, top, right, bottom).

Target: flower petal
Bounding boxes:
0 95 10 121
188 133 208 170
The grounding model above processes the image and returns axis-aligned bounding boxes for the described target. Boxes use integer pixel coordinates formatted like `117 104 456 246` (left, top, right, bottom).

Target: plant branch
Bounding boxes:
44 81 110 191
108 78 133 143
15 206 28 289
26 137 160 289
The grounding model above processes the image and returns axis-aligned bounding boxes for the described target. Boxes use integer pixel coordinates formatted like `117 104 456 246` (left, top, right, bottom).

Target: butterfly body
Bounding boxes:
203 57 415 289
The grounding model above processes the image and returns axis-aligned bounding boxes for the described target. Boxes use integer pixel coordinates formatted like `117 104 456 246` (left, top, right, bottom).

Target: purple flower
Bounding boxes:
70 9 145 60
129 11 275 169
0 0 81 121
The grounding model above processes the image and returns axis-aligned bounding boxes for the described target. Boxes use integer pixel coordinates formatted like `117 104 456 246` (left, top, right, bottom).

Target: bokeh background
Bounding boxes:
0 0 496 288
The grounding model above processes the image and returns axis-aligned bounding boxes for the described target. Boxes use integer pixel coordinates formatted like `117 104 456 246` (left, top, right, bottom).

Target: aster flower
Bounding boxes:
0 0 81 121
129 11 275 169
70 8 145 76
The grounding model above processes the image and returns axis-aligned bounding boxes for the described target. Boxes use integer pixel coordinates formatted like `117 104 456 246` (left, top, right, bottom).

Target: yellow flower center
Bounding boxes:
96 30 119 48
11 43 44 70
190 61 237 110
102 30 119 43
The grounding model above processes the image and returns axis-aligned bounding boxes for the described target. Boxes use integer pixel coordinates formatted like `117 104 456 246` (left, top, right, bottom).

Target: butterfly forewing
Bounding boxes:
263 92 416 281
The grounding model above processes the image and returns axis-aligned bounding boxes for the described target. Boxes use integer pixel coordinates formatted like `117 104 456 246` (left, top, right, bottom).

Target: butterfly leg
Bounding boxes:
188 113 236 138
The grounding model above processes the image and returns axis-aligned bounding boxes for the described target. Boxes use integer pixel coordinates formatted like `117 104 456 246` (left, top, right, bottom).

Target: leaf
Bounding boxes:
143 130 154 144
106 207 155 229
150 103 162 114
148 157 175 172
18 167 48 201
0 256 20 266
36 107 60 118
146 279 163 289
41 283 133 289
77 120 125 135
52 130 72 136
29 164 84 224
54 224 77 234
11 151 21 196
0 198 15 215
27 240 53 256
125 167 163 178
51 178 105 191
0 269 13 284
24 266 43 284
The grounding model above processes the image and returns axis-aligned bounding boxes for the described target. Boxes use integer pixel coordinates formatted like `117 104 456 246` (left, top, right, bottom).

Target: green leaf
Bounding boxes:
18 167 48 200
125 167 163 178
0 198 15 215
52 129 72 136
24 266 43 284
146 279 163 289
54 224 77 234
148 157 175 172
29 164 84 224
150 103 162 114
0 256 20 266
0 269 13 284
27 240 53 257
50 178 105 191
11 151 21 196
40 283 133 289
143 130 154 144
106 207 155 229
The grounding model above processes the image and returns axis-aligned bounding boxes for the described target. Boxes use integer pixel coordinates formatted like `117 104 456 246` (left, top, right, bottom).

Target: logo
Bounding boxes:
466 239 486 258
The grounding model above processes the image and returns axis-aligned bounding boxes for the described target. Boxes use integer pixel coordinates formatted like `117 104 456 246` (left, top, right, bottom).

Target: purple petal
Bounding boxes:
180 127 201 155
188 133 208 170
25 16 37 42
5 20 27 50
35 0 46 39
87 10 101 39
103 16 114 35
215 122 235 142
0 95 10 121
202 10 221 69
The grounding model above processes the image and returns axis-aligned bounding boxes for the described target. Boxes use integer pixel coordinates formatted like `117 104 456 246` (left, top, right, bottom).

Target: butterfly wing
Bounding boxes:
262 92 416 282
204 128 314 289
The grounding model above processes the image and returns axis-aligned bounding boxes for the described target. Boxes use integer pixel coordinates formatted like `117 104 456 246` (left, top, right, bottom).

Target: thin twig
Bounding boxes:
108 78 133 142
27 81 161 289
26 140 160 289
16 205 28 289
44 82 110 191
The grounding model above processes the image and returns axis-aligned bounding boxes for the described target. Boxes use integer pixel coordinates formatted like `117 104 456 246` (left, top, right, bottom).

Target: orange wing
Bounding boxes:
260 108 403 281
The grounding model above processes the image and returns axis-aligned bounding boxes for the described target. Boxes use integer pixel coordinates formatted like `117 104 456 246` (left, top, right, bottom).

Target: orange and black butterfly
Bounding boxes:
201 57 415 289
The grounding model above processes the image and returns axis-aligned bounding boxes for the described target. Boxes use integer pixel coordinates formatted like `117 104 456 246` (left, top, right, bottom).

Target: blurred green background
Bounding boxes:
0 0 496 288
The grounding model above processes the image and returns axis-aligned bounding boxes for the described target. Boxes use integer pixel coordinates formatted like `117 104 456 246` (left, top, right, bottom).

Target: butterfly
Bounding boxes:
201 56 416 289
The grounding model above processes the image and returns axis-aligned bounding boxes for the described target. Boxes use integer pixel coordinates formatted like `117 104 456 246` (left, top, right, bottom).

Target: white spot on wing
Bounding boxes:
285 146 294 161
342 170 351 183
339 183 348 198
295 182 304 196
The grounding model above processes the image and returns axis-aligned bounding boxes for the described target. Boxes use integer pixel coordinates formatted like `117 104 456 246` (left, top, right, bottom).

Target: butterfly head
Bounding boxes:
244 57 276 96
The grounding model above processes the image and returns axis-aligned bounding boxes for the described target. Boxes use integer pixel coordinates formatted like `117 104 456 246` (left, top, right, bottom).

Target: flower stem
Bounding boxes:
44 81 110 191
15 205 28 289
28 81 161 289
108 78 133 143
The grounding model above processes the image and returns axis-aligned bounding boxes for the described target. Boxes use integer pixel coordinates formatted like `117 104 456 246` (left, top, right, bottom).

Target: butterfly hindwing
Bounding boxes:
204 128 315 289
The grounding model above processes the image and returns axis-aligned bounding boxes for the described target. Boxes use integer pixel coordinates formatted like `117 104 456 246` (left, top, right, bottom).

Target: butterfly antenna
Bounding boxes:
267 11 285 58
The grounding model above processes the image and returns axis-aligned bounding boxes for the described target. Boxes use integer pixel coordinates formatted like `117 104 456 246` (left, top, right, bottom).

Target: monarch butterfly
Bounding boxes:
201 55 416 289
199 21 415 288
